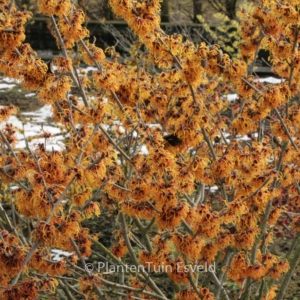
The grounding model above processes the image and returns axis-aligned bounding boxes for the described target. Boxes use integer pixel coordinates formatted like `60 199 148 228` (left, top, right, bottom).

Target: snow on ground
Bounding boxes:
0 83 16 89
256 76 283 84
225 93 238 102
51 249 73 261
25 92 36 98
2 105 65 150
22 104 53 121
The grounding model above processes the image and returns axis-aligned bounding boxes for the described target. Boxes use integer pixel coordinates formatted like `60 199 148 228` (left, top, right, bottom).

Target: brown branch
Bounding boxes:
50 15 89 108
119 213 168 299
70 237 108 299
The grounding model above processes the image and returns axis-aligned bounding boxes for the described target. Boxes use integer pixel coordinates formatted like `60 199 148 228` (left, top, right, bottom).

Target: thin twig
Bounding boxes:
99 124 132 162
0 131 21 165
50 15 89 107
119 213 167 299
70 237 108 299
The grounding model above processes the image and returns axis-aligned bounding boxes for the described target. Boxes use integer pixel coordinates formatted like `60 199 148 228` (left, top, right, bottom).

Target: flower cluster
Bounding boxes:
0 0 299 299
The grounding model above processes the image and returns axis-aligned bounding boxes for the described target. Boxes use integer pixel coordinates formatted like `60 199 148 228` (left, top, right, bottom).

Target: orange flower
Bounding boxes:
79 41 106 65
38 0 71 17
121 200 156 220
176 288 201 300
0 105 17 123
234 228 258 250
37 74 72 104
247 264 268 281
0 279 39 300
262 285 277 300
127 177 151 203
155 202 189 230
57 10 89 48
83 202 101 218
111 239 127 258
227 252 248 285
172 233 205 260
93 70 120 92
166 257 190 285
223 61 247 83
54 56 72 73
212 154 235 179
